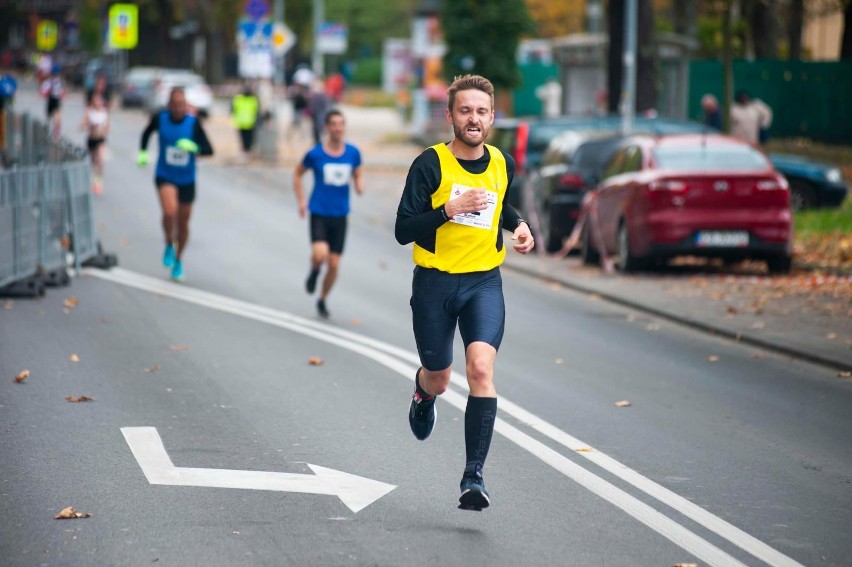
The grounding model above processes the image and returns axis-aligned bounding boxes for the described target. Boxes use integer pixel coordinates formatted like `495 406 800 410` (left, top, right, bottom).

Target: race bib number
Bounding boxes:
165 146 190 167
323 163 352 186
448 184 497 230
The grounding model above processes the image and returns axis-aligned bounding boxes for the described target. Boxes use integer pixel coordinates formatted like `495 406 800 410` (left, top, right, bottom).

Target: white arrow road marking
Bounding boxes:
92 268 804 566
121 427 396 514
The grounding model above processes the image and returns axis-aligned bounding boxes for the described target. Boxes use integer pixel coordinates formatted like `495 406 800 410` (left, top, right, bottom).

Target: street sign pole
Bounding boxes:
312 0 324 77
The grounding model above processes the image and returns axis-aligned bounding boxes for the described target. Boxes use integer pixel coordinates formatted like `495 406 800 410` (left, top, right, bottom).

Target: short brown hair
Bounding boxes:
447 74 494 112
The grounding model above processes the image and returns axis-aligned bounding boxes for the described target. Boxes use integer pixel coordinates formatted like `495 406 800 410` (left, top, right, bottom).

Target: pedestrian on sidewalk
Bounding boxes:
395 74 534 511
137 87 213 282
40 65 65 141
730 90 773 146
293 109 363 318
307 80 331 145
557 190 614 273
80 93 109 194
231 82 260 164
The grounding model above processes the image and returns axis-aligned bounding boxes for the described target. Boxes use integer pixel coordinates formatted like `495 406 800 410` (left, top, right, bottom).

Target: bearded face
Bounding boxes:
447 89 494 149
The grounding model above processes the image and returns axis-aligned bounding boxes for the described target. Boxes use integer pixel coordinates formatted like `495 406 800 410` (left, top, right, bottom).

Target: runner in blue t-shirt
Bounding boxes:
293 109 363 318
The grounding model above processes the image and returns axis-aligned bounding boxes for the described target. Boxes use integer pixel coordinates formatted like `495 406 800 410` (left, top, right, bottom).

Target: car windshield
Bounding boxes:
652 144 769 172
573 138 624 173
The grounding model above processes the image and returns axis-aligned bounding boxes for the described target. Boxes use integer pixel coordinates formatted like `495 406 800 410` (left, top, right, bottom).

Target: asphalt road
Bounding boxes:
1 85 851 567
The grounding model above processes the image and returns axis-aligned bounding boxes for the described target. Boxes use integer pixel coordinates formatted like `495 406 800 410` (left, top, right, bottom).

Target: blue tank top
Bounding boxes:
155 110 197 185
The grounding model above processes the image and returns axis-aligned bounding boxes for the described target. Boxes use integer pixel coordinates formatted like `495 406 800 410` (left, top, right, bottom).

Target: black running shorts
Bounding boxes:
155 177 196 204
309 214 348 254
410 266 505 372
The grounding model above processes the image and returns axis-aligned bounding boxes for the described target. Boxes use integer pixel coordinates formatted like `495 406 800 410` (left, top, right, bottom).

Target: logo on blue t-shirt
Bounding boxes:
305 143 361 217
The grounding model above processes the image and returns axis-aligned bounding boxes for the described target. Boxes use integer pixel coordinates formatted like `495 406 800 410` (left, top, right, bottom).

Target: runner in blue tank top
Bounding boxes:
293 109 363 318
137 88 213 281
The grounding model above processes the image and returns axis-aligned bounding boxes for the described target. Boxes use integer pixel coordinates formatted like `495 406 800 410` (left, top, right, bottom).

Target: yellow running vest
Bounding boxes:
413 143 508 273
232 94 259 129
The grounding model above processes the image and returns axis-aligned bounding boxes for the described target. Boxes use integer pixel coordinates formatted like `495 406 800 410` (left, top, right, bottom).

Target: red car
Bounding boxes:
590 134 793 274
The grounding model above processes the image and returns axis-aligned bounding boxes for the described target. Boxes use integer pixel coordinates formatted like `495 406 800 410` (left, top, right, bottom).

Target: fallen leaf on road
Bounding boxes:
66 395 95 403
826 333 837 340
838 371 851 378
750 352 765 359
69 354 80 362
169 344 189 351
614 400 631 407
350 319 362 326
14 370 30 383
588 293 602 301
55 507 91 519
726 306 738 315
119 237 130 247
575 447 593 452
751 321 766 329
554 358 564 365
63 297 78 309
308 356 324 366
61 235 71 249
646 323 661 331
707 355 720 362
98 317 107 324
2 300 12 310
674 563 698 567
144 365 161 373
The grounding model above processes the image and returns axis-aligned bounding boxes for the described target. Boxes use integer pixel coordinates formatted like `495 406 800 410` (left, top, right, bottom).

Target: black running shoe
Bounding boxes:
408 371 436 441
317 298 330 319
459 469 490 511
305 269 320 294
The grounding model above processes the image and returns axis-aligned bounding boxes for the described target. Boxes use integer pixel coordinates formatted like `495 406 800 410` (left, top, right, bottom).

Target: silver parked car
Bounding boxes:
145 70 213 117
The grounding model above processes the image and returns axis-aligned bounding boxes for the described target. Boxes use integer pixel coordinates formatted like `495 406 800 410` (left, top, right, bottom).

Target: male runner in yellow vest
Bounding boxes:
231 84 259 164
395 74 534 511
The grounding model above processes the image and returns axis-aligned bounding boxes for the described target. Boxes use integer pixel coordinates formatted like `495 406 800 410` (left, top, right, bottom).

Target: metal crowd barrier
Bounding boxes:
0 111 116 296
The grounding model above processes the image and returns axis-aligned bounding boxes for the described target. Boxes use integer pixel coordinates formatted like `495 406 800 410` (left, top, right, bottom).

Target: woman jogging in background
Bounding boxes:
81 93 109 194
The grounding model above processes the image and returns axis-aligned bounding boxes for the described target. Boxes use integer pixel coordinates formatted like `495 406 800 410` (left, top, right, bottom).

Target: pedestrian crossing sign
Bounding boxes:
108 4 139 50
37 20 58 51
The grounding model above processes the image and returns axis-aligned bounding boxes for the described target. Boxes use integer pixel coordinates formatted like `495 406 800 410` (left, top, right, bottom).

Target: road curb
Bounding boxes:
502 260 851 372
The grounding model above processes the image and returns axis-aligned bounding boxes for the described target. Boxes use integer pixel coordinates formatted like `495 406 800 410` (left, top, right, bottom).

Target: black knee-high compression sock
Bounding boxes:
464 396 497 475
415 369 434 400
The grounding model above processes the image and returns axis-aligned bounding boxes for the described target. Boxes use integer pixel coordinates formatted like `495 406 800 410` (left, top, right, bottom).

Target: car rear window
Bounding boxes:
652 144 769 172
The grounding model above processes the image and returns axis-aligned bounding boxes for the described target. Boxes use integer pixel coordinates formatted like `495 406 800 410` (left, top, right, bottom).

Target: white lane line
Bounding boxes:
88 267 802 567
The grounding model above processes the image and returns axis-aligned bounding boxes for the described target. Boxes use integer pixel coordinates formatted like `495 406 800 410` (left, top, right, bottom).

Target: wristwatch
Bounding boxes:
516 219 529 229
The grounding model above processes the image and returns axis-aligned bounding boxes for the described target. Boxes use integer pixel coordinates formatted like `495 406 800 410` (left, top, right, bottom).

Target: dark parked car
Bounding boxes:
766 153 847 210
590 134 793 274
530 134 625 252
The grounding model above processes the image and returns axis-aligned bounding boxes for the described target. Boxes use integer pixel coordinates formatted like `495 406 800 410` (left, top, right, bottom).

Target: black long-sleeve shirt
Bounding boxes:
395 145 522 246
139 111 214 156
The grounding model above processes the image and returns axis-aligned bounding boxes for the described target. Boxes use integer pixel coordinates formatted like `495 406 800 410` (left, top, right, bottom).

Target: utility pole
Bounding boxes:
621 0 637 135
312 0 324 76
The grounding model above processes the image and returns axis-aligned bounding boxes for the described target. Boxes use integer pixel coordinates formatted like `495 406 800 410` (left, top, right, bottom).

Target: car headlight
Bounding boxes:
826 168 843 184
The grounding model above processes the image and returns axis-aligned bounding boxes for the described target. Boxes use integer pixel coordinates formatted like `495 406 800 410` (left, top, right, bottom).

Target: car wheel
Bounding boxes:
617 222 644 273
766 255 792 275
581 221 599 265
788 179 816 211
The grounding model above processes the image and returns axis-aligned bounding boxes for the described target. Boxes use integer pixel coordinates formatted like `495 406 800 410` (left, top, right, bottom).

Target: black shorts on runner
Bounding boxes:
155 176 196 204
87 137 105 152
309 214 347 254
410 266 505 372
46 97 61 117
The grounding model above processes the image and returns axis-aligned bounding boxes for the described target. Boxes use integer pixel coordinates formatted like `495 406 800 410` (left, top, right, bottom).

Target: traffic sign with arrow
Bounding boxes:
121 427 395 513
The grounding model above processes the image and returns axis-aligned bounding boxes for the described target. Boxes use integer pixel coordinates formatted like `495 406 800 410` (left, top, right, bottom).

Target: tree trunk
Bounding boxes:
787 0 804 60
672 0 698 38
607 0 624 114
749 0 779 58
635 0 656 113
842 0 852 59
723 0 733 133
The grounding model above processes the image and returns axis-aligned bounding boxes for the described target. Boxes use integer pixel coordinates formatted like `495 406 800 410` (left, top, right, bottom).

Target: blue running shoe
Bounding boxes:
459 466 490 511
170 259 185 282
162 244 176 269
408 369 436 441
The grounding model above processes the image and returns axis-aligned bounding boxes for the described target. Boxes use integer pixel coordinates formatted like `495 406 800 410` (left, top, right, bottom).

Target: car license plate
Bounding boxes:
696 231 749 247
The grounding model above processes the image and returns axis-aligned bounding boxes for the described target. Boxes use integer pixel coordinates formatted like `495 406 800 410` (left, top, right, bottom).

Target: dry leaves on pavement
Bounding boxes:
14 370 30 383
575 447 594 452
169 344 189 351
69 354 80 362
63 297 78 309
674 563 698 567
144 365 161 373
66 395 95 403
838 371 851 379
707 355 720 362
3 300 12 310
614 400 632 407
55 507 91 519
308 356 324 366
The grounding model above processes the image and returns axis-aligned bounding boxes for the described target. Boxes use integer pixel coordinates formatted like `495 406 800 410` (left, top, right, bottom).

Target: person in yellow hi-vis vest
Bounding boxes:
395 74 534 512
231 83 260 163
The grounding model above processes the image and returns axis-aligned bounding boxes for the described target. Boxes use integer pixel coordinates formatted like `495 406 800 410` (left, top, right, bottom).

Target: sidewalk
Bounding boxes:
502 251 852 371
